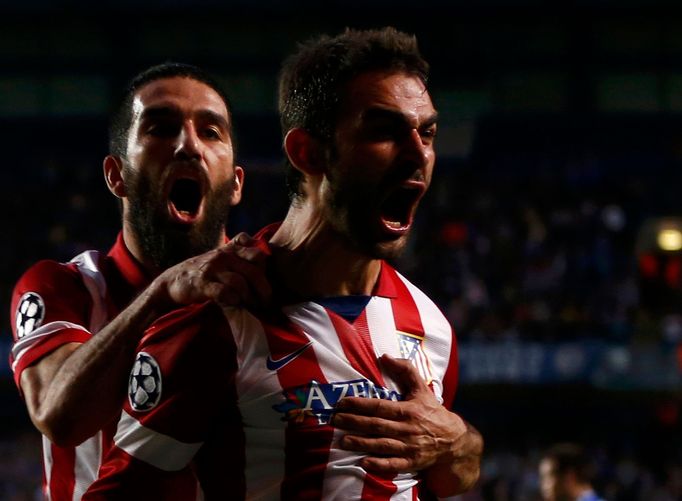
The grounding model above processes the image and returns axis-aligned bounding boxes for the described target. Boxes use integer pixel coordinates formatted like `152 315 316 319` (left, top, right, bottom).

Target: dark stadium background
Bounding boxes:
2 2 682 499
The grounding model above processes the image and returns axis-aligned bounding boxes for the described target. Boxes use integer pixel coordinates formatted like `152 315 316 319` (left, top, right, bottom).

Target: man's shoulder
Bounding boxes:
134 302 238 387
381 262 452 333
16 248 110 286
382 263 441 305
141 302 231 347
12 254 99 303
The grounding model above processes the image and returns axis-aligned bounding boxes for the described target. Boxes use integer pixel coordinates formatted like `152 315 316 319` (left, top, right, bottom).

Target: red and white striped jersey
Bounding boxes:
9 233 152 501
84 262 458 500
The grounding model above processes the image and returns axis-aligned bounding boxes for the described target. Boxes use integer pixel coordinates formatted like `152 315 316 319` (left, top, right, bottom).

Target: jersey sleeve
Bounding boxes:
85 303 239 498
9 259 94 390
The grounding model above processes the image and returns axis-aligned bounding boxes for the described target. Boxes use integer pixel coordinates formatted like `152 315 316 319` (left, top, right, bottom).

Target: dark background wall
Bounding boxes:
2 2 682 499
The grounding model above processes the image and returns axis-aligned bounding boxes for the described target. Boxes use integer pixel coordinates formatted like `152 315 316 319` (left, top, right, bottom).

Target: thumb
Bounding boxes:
232 232 258 246
229 232 271 263
379 354 429 398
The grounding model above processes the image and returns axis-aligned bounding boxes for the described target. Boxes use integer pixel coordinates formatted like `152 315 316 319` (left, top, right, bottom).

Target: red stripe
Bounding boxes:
330 310 385 386
330 310 398 500
384 269 425 336
49 442 76 500
261 316 335 500
360 472 400 500
441 326 459 409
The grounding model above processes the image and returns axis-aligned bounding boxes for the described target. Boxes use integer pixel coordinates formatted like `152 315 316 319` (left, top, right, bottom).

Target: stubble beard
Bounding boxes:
325 170 408 262
124 166 235 270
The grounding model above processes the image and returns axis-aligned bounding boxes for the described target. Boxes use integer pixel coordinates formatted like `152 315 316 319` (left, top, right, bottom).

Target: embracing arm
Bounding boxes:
20 235 270 447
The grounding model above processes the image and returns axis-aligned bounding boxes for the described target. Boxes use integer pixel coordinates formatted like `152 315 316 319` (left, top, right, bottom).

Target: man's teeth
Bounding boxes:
385 220 403 229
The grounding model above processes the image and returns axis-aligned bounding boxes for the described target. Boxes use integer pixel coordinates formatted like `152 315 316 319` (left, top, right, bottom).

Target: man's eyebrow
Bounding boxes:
138 106 181 122
196 109 231 133
362 107 438 128
138 106 231 132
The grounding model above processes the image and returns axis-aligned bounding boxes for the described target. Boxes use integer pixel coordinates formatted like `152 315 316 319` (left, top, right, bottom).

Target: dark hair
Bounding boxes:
109 62 233 158
544 443 595 484
277 26 429 199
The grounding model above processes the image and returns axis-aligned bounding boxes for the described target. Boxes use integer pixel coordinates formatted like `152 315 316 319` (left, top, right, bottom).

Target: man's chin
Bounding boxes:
136 219 224 269
364 234 409 261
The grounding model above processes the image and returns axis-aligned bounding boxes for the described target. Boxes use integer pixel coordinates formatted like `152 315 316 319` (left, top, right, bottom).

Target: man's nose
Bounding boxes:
174 122 201 161
401 128 431 168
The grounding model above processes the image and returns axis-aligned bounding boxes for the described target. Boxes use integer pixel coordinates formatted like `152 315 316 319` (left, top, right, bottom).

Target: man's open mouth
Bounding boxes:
165 172 206 224
170 178 201 215
379 183 425 233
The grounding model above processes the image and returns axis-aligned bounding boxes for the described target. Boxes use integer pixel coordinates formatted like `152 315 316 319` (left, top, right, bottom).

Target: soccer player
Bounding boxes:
539 443 606 501
9 62 269 500
84 27 483 499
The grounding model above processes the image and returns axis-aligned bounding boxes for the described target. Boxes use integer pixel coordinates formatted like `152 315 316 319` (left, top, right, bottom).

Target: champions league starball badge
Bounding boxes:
128 352 162 412
15 292 46 339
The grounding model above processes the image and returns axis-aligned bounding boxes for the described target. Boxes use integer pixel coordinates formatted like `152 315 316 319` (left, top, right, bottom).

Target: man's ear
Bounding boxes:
103 155 126 198
283 128 325 176
229 166 244 206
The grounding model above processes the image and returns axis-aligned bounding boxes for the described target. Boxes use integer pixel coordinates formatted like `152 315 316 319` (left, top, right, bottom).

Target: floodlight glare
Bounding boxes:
657 228 682 252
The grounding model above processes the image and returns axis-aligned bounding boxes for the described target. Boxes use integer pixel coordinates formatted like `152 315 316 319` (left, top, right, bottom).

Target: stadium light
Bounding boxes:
637 217 682 254
658 228 682 252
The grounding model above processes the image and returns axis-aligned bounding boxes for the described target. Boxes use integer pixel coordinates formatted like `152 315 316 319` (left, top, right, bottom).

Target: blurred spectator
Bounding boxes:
538 443 605 501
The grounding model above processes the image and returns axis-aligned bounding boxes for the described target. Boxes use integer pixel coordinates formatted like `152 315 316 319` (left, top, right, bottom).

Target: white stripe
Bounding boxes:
11 321 89 371
321 428 367 501
70 250 109 332
227 308 287 499
114 410 202 471
366 297 401 361
366 297 422 497
72 432 102 500
390 474 418 500
42 435 53 501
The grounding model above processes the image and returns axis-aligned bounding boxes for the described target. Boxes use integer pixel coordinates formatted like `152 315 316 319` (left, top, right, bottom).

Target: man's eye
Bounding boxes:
421 126 437 140
203 127 222 140
366 123 399 140
147 123 179 137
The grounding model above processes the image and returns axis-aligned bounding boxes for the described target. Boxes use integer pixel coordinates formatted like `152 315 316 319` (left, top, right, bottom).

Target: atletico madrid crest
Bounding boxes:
397 331 434 384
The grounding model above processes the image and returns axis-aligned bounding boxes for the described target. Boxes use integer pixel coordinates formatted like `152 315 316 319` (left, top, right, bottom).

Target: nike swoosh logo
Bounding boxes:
266 342 313 371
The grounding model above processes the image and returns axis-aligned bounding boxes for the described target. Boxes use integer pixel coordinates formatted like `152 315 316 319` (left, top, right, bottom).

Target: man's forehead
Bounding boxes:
342 71 435 119
131 76 228 119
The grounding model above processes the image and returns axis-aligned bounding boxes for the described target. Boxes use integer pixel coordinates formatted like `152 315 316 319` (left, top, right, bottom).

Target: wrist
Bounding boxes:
137 277 174 323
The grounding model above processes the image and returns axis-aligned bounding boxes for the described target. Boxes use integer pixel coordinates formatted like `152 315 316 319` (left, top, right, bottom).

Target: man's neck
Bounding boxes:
269 202 382 300
122 226 158 276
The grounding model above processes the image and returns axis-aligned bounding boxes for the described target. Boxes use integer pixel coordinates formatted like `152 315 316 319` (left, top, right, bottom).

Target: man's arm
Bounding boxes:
19 235 269 447
331 355 483 497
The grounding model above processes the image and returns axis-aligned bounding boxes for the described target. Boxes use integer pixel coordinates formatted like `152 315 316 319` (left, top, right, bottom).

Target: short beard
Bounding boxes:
325 163 406 261
124 166 235 271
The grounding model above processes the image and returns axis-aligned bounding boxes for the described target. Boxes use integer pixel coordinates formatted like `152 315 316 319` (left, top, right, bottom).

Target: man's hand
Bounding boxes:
331 354 482 496
155 232 271 310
